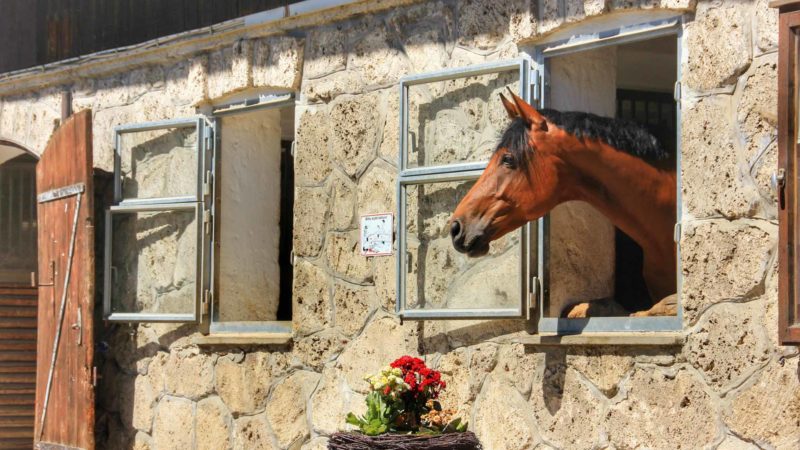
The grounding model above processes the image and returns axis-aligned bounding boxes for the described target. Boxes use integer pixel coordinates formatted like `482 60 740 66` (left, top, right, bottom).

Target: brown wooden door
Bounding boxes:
34 110 95 450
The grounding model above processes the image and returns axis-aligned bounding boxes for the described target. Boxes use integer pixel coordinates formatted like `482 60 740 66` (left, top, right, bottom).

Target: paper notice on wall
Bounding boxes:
360 213 393 256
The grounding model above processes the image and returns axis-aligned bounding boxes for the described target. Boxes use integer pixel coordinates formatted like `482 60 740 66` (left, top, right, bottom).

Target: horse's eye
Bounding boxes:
501 153 516 168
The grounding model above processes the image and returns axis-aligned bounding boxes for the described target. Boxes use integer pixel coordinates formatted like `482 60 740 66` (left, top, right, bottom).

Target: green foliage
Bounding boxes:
345 392 402 436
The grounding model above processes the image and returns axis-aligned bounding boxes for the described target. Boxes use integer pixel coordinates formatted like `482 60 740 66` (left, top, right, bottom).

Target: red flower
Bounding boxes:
389 356 446 402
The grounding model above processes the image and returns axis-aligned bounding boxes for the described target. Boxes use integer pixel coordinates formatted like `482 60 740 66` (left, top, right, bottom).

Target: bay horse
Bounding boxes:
450 91 677 317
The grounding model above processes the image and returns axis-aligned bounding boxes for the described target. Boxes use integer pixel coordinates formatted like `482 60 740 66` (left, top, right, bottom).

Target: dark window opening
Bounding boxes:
277 139 294 321
0 153 38 286
615 89 677 312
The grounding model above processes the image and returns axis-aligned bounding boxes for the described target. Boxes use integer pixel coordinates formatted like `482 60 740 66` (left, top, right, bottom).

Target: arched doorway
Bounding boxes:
0 138 38 449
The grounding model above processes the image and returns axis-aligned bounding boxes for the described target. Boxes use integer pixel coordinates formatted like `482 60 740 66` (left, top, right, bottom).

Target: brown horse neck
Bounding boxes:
553 138 677 263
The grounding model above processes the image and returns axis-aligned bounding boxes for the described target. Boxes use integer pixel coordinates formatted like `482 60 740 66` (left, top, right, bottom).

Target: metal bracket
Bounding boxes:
37 183 85 204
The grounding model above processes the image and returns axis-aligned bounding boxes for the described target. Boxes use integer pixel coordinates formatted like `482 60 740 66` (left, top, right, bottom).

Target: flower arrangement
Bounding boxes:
345 356 468 436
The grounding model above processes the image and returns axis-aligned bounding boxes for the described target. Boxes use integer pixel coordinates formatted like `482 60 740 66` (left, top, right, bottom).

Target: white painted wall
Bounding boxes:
547 45 618 316
218 108 282 321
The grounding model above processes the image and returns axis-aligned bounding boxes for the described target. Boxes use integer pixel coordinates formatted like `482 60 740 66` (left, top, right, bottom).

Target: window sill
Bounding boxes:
192 332 292 346
495 332 683 346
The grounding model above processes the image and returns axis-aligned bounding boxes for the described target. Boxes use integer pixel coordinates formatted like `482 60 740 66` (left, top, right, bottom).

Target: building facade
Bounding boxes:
0 0 796 449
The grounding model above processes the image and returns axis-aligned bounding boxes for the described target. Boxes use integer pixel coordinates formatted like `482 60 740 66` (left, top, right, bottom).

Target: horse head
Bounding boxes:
450 91 577 257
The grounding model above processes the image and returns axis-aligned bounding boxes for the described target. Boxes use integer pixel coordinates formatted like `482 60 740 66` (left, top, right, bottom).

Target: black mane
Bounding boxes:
496 109 669 166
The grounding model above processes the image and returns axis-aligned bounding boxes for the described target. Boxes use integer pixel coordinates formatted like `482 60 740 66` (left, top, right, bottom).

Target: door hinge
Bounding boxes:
92 366 100 387
290 140 296 158
673 81 682 103
673 222 682 244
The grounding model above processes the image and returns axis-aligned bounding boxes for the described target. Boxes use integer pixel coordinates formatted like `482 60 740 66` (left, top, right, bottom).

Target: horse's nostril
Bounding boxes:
450 220 462 239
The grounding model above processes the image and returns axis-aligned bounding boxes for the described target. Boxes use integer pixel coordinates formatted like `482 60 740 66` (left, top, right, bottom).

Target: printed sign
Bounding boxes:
360 213 393 256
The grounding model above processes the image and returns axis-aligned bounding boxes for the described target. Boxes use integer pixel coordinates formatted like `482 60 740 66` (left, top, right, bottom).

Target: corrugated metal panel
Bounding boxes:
0 286 37 450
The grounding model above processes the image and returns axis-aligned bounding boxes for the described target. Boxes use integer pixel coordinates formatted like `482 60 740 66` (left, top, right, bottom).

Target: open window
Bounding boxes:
104 118 211 322
104 94 296 333
396 58 536 320
532 17 683 333
396 16 684 336
208 94 295 334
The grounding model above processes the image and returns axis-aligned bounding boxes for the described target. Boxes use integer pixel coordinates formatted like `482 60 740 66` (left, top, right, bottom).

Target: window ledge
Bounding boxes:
496 332 684 346
192 332 292 346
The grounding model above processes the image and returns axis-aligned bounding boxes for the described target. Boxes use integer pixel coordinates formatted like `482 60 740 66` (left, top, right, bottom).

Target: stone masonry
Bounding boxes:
0 0 797 449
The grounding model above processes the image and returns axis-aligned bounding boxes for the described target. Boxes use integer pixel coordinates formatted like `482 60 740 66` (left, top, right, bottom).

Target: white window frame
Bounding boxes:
395 16 686 335
395 58 538 321
206 93 295 335
104 117 212 322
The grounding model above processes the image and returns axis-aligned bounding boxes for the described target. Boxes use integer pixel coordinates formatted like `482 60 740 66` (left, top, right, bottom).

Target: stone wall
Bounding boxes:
0 0 798 449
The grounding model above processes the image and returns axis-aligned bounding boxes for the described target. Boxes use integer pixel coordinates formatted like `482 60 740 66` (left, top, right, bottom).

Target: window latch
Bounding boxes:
771 168 786 192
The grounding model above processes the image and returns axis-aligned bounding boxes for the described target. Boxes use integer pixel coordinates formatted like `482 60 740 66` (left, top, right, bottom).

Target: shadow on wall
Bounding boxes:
407 72 524 319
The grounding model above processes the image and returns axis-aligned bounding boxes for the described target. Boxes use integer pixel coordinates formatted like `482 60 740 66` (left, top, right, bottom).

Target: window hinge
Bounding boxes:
289 249 296 266
203 209 212 235
531 69 540 103
204 132 213 151
202 289 211 315
203 170 213 197
528 276 540 321
290 141 296 158
673 222 681 244
673 81 682 103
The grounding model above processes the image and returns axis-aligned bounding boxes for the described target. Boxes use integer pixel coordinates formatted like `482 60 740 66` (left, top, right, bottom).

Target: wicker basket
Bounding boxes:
328 432 482 450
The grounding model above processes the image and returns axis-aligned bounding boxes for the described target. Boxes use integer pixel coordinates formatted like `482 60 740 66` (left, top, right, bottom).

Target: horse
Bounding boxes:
449 91 677 318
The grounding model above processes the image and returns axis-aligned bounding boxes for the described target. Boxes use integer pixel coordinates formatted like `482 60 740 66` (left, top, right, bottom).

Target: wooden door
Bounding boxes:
34 110 95 449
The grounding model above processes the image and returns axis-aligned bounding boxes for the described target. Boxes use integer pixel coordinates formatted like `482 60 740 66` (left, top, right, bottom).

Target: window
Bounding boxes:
777 6 800 344
533 19 682 333
396 58 536 320
396 16 684 336
104 93 295 332
208 94 295 334
104 118 211 322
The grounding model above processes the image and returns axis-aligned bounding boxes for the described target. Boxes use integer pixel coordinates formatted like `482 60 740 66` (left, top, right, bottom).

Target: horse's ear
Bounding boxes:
507 89 548 131
499 93 520 119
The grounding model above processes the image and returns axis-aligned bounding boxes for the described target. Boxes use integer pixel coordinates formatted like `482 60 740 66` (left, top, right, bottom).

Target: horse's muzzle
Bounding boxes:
450 218 490 257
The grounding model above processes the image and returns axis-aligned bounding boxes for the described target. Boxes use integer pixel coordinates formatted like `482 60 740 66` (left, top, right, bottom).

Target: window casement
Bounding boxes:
777 5 800 344
104 117 212 322
396 58 536 321
396 16 685 336
104 93 295 333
